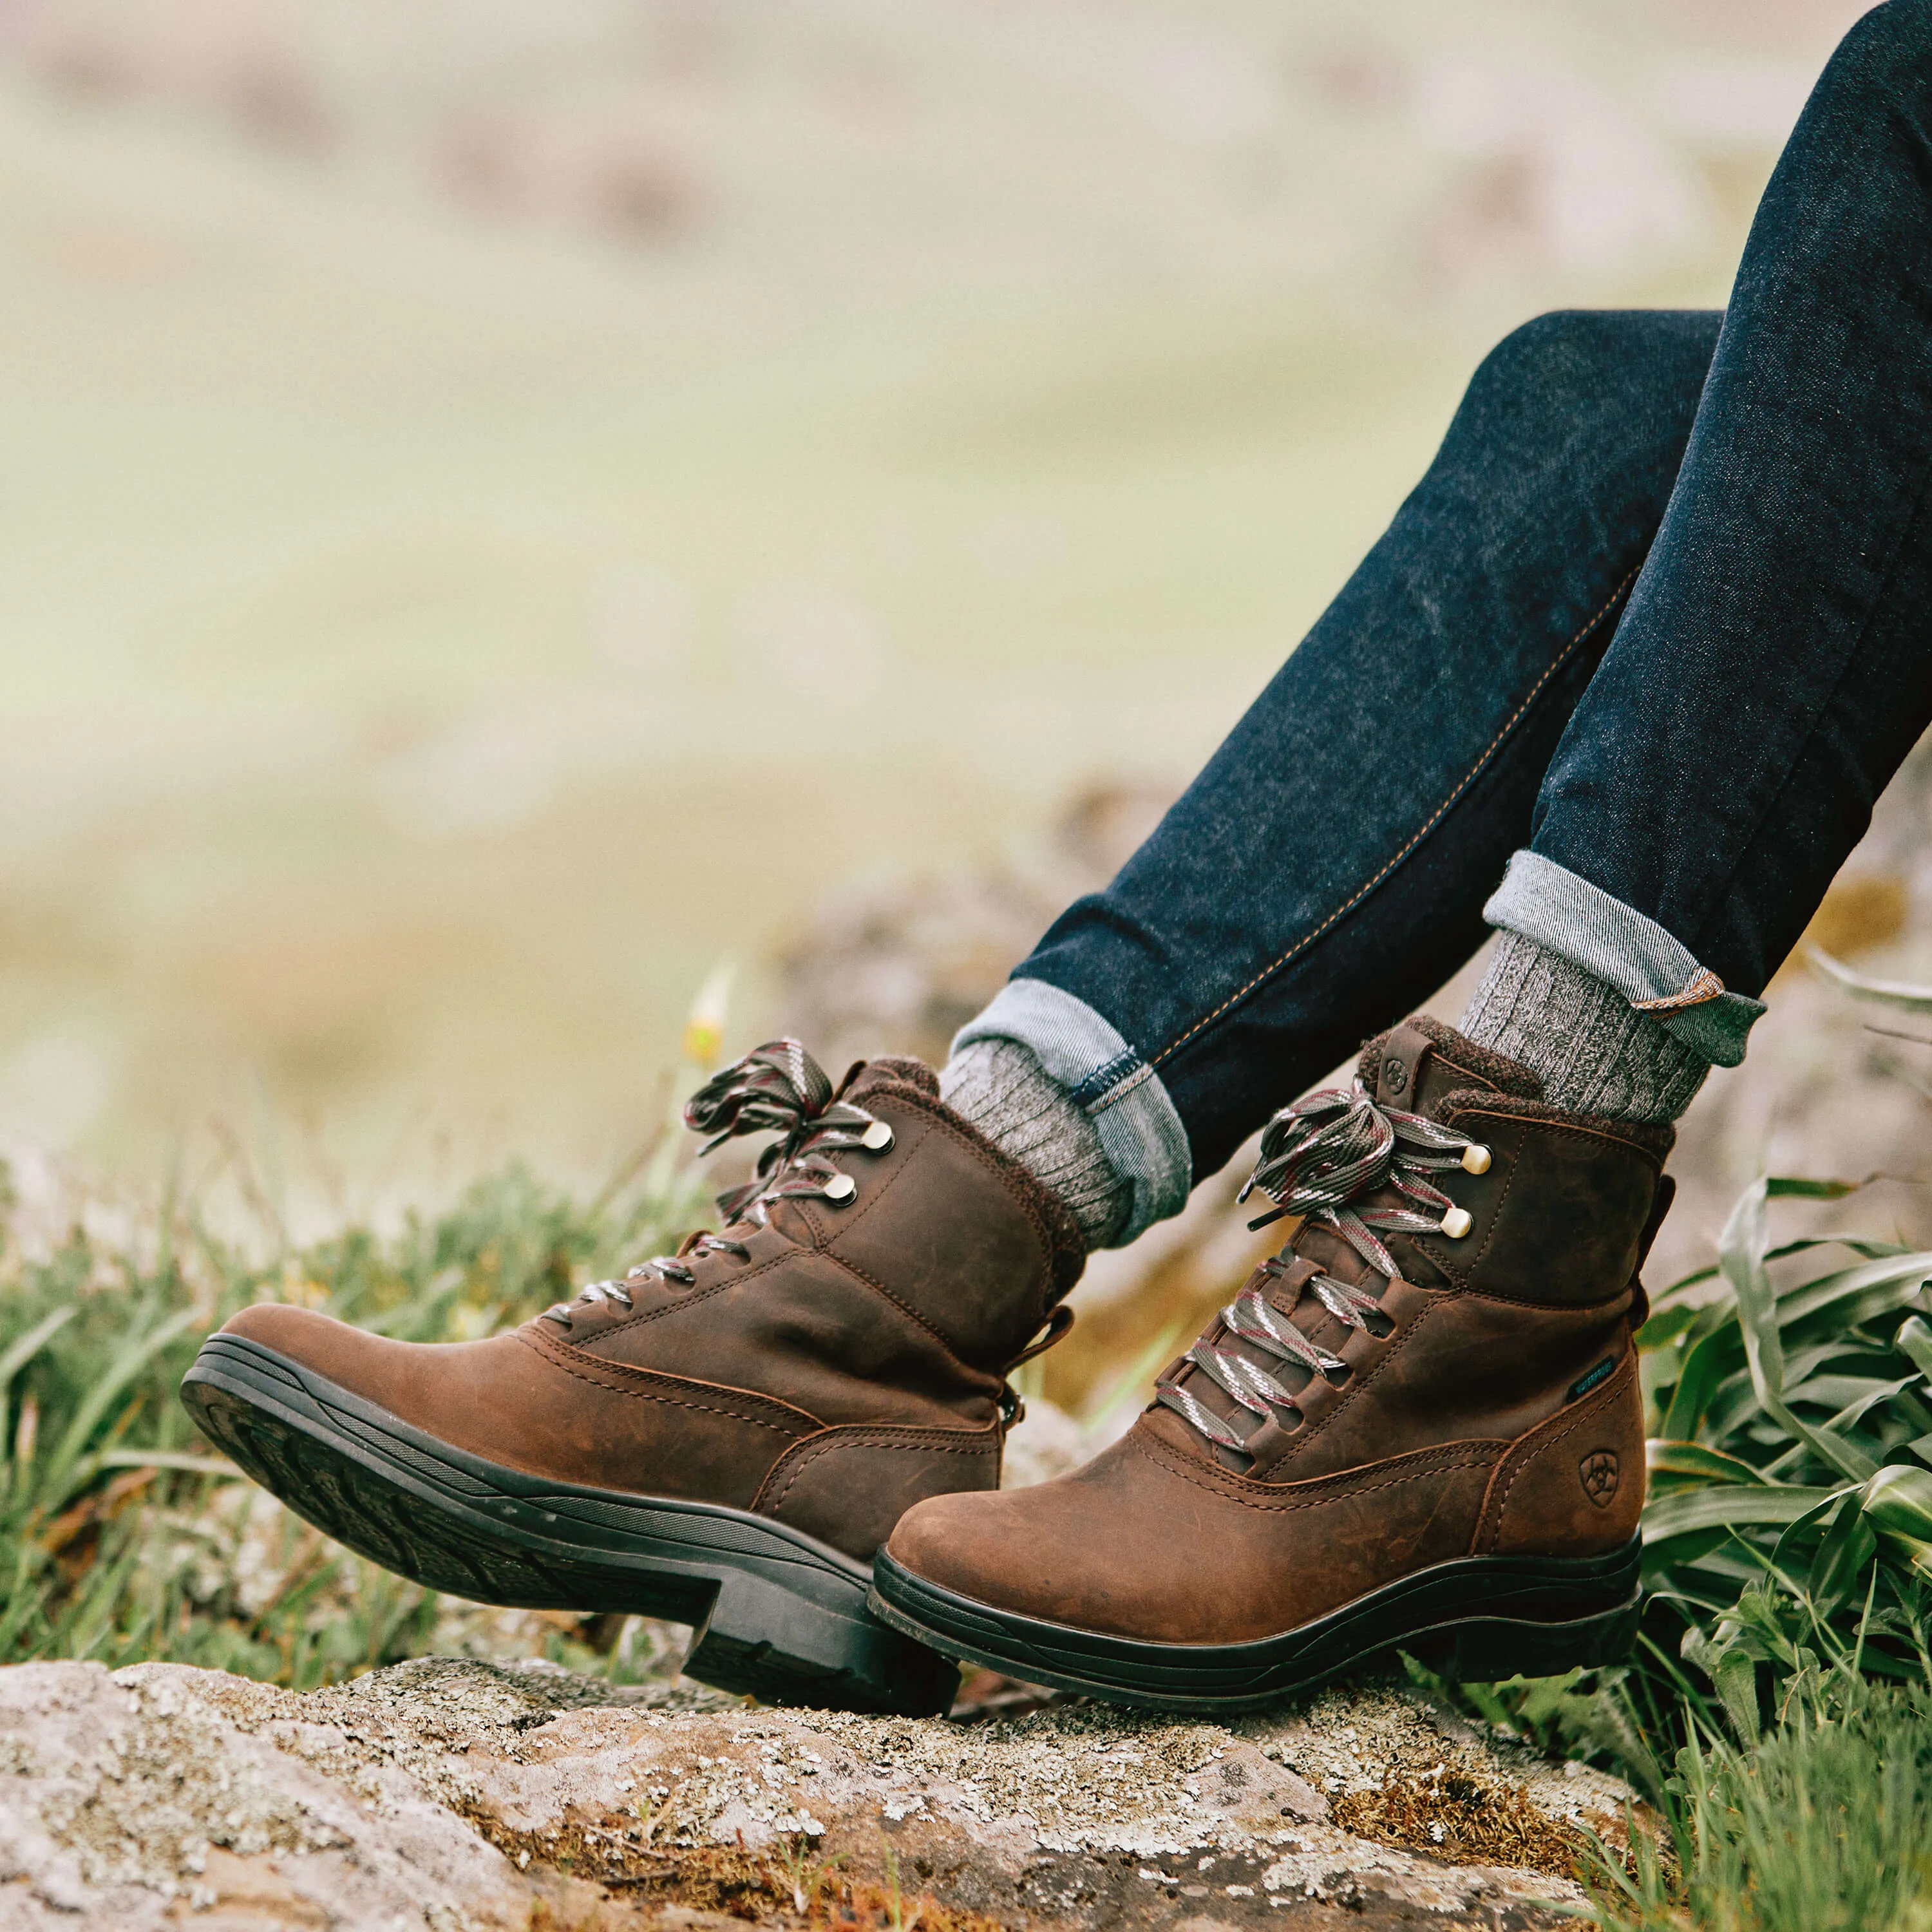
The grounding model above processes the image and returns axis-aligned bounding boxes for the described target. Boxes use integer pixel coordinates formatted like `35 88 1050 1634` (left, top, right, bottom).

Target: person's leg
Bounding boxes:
1490 0 1932 1051
873 3 1932 1710
958 0 1932 1238
949 305 1721 1233
189 296 1716 1719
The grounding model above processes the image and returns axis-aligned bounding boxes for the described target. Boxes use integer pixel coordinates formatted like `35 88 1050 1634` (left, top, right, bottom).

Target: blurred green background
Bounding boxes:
0 0 1871 1217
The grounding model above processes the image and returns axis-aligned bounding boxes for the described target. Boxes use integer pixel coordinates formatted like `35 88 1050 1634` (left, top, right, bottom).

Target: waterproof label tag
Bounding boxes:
1568 1358 1616 1402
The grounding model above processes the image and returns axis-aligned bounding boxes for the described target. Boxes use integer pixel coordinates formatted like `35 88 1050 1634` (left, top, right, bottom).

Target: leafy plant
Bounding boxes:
1637 1175 1932 1718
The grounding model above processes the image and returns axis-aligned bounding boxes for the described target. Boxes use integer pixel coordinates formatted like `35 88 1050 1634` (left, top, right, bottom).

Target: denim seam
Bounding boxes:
1068 1050 1144 1112
1088 1060 1157 1113
1147 561 1643 1070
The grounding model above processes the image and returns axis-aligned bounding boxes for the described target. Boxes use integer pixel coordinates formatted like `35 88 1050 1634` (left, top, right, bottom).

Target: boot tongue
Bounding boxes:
841 1056 940 1102
1359 1014 1541 1118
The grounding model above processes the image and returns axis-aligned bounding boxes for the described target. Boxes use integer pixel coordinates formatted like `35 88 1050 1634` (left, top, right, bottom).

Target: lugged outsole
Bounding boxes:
180 1334 959 1717
868 1540 1642 1714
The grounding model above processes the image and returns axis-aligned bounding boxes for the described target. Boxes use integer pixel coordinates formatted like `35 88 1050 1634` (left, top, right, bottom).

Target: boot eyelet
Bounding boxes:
822 1173 858 1204
861 1121 894 1151
1440 1207 1473 1238
1460 1143 1491 1175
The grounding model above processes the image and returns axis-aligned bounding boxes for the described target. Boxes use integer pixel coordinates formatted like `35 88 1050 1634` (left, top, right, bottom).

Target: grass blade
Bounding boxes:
1647 1439 1770 1485
1721 1180 1877 1484
1642 1483 1839 1544
39 1307 198 1511
0 1307 77 1396
1808 946 1932 1012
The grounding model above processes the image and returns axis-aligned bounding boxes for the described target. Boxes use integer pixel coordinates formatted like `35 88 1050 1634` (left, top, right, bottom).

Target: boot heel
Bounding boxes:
1421 1593 1640 1683
685 1569 960 1717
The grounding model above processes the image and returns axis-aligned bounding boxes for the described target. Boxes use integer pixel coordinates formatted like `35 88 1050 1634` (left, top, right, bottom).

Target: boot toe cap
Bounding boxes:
218 1302 384 1389
223 1299 344 1347
207 1302 516 1448
884 1487 1010 1598
885 1480 1132 1630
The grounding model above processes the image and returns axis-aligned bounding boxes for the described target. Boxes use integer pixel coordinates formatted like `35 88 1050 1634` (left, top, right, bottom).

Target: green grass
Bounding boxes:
0 1127 711 1688
1637 1176 1932 1705
1583 1673 1932 1932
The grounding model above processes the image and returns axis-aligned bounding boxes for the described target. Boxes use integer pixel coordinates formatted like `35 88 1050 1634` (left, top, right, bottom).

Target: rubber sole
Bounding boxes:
180 1334 960 1717
868 1539 1642 1714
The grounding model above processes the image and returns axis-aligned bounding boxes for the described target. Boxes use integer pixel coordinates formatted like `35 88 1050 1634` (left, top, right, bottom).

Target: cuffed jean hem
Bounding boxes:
1484 850 1766 1066
951 977 1193 1244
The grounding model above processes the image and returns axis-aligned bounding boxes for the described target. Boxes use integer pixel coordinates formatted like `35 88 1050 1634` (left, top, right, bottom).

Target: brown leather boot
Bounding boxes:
181 1041 1083 1715
870 1016 1670 1712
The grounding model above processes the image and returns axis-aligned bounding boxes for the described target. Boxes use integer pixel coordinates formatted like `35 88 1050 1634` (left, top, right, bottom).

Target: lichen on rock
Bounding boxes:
0 1654 1622 1930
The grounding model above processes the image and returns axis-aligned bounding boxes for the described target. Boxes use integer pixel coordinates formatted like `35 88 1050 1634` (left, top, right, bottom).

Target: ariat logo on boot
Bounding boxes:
1381 1054 1409 1095
1580 1451 1620 1508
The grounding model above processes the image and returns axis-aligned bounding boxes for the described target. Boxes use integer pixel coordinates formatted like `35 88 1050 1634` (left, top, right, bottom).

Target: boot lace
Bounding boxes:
1155 1076 1488 1452
540 1039 893 1329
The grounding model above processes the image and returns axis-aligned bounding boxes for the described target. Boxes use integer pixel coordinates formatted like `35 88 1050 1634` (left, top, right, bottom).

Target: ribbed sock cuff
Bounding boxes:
940 1037 1133 1251
950 978 1191 1243
1484 850 1763 1066
1460 931 1709 1124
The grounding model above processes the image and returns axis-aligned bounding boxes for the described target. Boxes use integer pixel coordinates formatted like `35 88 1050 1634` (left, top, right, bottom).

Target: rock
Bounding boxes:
0 1656 1627 1930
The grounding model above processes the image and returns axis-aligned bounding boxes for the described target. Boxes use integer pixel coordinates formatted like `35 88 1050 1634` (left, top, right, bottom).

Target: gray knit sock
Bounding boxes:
1460 931 1709 1124
940 1038 1132 1250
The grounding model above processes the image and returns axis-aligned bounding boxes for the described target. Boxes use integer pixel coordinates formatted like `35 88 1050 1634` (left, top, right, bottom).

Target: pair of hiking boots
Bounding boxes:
180 1016 1669 1717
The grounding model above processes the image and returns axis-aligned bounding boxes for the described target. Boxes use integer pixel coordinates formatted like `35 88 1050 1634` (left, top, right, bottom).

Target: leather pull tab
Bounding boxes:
1374 1021 1435 1108
1627 1172 1676 1335
1005 1303 1075 1373
1636 1174 1676 1267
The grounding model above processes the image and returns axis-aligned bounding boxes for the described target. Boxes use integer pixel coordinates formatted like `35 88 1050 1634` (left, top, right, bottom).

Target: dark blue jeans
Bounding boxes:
958 0 1932 1242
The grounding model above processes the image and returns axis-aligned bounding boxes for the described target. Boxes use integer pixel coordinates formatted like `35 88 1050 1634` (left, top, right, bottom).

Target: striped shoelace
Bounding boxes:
542 1039 891 1329
1155 1077 1487 1452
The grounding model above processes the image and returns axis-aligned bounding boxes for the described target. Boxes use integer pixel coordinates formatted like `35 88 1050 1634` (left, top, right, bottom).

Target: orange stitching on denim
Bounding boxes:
1148 564 1643 1069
